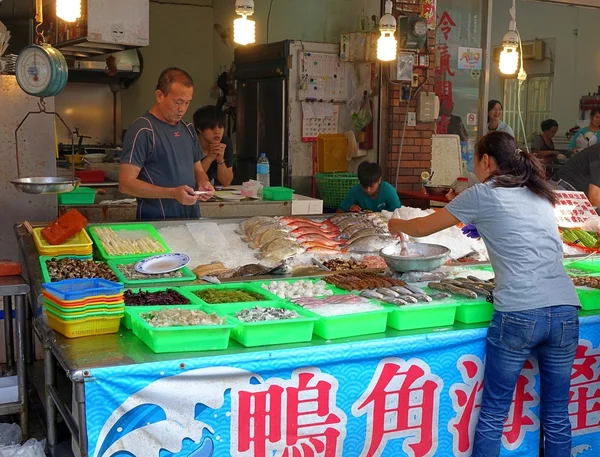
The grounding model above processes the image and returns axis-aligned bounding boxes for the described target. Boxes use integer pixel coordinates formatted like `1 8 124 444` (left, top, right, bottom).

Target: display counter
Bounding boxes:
14 220 600 457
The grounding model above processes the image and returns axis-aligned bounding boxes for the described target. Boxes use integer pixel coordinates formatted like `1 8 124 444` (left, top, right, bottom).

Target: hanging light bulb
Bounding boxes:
234 0 256 46
377 0 397 62
499 0 519 75
56 0 81 23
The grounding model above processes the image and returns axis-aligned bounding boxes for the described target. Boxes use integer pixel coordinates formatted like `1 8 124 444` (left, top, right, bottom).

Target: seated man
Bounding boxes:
193 105 234 186
339 161 401 213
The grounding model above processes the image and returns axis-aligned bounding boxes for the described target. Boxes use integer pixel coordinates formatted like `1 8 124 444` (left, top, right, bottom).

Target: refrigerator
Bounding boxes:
0 76 58 261
234 40 351 197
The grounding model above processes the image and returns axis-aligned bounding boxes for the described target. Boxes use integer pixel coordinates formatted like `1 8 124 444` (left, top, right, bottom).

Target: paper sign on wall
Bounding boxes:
553 190 598 228
466 113 477 126
458 47 482 70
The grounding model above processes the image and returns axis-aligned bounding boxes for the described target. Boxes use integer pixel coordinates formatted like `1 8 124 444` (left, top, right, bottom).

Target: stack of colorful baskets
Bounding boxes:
42 279 124 338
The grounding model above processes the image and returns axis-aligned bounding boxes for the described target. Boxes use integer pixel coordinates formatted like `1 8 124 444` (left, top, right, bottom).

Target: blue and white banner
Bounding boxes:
84 315 600 457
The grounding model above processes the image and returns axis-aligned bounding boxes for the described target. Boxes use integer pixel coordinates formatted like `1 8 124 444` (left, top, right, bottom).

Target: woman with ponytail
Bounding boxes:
389 131 580 457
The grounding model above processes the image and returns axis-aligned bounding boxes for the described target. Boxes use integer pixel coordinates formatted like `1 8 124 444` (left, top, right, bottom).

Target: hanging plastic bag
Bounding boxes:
348 89 372 135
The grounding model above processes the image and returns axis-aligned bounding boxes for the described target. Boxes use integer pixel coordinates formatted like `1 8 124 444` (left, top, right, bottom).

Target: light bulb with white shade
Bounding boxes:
56 0 81 23
499 44 519 75
234 0 255 46
377 0 397 62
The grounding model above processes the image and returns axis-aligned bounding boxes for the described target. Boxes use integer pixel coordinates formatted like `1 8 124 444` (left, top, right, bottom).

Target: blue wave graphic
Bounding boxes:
98 404 166 457
160 436 214 457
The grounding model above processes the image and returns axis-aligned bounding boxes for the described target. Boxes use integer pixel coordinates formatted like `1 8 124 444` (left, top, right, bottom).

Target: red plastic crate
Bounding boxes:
75 170 105 183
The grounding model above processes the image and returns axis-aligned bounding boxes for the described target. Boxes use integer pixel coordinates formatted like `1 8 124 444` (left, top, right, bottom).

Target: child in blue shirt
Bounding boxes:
339 162 401 212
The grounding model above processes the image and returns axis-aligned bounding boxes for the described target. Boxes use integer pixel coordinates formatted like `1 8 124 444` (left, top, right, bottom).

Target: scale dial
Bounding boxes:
411 18 428 38
15 45 68 98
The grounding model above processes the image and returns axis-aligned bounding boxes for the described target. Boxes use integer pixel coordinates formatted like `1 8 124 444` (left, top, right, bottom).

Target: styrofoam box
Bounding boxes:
0 376 18 404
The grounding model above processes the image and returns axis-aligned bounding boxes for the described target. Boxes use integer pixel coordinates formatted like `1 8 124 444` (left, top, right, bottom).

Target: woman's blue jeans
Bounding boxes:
472 306 579 457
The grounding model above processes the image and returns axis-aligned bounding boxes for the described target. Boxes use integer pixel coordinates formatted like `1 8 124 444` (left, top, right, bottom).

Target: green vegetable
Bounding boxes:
194 289 266 304
573 230 598 248
561 229 579 244
351 111 371 131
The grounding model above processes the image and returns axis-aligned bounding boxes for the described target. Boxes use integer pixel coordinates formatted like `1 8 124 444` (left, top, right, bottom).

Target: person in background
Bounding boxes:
569 107 600 153
339 162 401 213
552 143 600 205
531 119 559 163
487 100 514 137
439 101 468 142
389 131 580 457
193 105 234 187
119 67 214 220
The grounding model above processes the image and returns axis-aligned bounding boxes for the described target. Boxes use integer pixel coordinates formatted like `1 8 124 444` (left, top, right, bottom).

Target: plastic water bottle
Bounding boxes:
257 152 270 188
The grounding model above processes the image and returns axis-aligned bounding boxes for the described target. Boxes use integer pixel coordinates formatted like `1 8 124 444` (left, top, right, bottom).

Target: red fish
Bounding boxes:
291 227 339 239
297 235 345 247
301 241 343 250
280 217 324 227
306 246 347 255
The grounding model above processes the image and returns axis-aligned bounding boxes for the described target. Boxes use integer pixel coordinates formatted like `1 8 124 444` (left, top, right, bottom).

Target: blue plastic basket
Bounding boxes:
42 278 124 301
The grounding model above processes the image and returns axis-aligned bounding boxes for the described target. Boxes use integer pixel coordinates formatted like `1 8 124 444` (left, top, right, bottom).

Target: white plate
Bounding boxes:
135 253 190 275
216 192 246 201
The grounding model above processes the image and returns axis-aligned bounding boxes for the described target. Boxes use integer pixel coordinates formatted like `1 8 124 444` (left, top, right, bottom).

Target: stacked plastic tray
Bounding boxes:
42 279 124 338
33 228 93 257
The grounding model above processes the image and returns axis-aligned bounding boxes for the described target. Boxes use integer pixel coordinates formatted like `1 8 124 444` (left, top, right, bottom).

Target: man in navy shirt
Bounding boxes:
119 67 214 220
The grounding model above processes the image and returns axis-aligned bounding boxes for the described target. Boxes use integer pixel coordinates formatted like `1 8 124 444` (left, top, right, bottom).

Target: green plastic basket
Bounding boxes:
315 173 359 209
385 302 458 331
223 303 318 347
39 255 95 283
130 305 234 353
455 300 495 324
303 306 390 340
575 287 600 311
57 186 97 205
180 283 282 308
87 224 171 261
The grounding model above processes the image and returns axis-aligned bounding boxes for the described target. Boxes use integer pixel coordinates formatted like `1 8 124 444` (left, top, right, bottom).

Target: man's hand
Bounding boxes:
196 181 215 201
172 185 199 205
349 205 362 213
209 143 226 163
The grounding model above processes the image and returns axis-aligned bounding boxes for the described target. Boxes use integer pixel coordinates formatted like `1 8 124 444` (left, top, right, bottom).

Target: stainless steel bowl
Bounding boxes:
424 185 452 196
379 243 450 272
11 177 81 194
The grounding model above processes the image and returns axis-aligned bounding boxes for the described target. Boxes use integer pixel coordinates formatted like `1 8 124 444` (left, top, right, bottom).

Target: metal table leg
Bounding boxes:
14 295 27 439
3 296 14 372
44 344 57 456
74 382 88 457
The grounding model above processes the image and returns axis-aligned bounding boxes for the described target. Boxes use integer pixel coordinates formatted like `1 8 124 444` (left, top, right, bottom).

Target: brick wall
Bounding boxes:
386 0 438 207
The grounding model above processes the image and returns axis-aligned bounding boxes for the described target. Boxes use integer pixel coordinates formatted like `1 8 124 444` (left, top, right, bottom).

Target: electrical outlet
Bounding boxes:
412 74 419 88
407 112 416 127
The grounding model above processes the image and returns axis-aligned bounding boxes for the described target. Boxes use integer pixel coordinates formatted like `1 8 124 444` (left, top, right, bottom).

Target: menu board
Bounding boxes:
553 190 598 228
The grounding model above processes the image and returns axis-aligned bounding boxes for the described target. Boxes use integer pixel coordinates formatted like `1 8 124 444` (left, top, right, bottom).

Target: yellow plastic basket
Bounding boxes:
33 228 93 256
46 312 122 338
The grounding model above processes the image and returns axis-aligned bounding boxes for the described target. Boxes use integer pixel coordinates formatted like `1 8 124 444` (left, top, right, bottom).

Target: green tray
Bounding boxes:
108 258 196 286
180 283 282 308
222 303 318 348
45 306 124 322
57 186 97 205
263 186 294 201
575 287 600 311
87 224 171 261
301 305 390 340
455 300 495 324
130 305 234 353
385 302 458 331
124 287 199 328
564 259 600 276
255 279 348 297
39 255 94 283
44 299 123 315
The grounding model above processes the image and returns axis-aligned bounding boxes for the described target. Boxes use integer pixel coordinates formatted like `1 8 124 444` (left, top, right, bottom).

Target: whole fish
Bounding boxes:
247 221 282 239
260 244 305 262
385 297 410 306
291 227 339 239
400 295 419 304
261 238 302 253
347 235 399 253
297 234 344 248
287 221 331 231
360 290 385 300
429 292 452 300
342 223 374 236
337 216 368 230
280 217 324 227
445 280 489 297
404 284 426 295
376 287 400 298
428 281 477 299
391 286 414 295
411 294 433 303
253 230 294 249
348 228 385 242
241 216 273 233
305 246 346 256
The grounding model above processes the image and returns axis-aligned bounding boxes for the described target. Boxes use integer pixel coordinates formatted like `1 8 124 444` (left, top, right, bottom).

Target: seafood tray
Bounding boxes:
223 303 318 347
180 283 282 309
88 224 170 261
123 287 198 329
385 301 458 331
323 272 408 291
571 276 600 310
563 258 600 276
40 256 118 283
455 300 494 324
108 259 196 286
258 279 348 299
130 305 234 353
292 295 390 340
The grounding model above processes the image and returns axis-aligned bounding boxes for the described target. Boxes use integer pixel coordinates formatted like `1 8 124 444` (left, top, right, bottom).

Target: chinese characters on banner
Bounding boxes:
435 11 457 134
421 0 437 30
570 341 600 437
553 190 597 227
230 357 545 457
